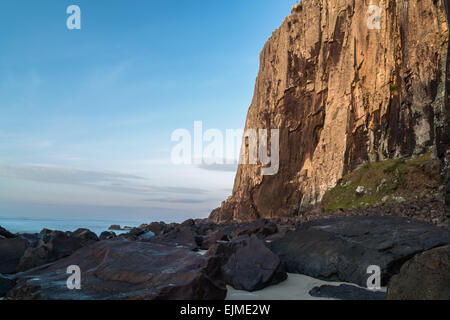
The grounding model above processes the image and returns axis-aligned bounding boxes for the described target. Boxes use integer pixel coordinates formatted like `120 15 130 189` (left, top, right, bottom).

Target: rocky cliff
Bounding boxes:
211 0 450 223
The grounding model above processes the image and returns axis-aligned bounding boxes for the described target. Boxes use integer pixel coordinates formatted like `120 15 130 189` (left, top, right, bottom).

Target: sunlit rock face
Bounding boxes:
210 0 450 223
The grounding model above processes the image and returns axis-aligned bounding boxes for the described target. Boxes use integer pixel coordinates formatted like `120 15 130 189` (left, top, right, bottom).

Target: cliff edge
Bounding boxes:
210 0 450 223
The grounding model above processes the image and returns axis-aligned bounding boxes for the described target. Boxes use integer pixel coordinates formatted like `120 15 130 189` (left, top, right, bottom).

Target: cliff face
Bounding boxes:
211 0 450 223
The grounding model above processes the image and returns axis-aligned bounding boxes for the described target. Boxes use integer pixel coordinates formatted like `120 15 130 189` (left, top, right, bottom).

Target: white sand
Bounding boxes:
226 273 386 300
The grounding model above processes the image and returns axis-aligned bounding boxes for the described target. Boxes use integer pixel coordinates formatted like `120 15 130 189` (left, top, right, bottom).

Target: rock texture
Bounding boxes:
0 275 15 297
206 235 287 292
0 238 29 274
268 216 450 287
7 241 226 300
309 284 386 300
210 0 450 222
441 1 450 219
387 245 450 300
16 229 98 272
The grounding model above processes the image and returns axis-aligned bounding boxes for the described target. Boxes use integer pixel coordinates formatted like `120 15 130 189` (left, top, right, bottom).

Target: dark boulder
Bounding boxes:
146 222 168 236
0 238 29 274
72 229 99 243
147 225 199 250
195 221 219 236
16 229 98 272
138 231 155 241
230 219 278 239
0 226 15 239
200 231 229 250
18 233 42 246
387 245 450 300
268 216 450 287
207 235 287 292
99 231 116 240
7 240 227 300
309 284 386 300
0 275 15 297
181 219 195 227
108 225 122 231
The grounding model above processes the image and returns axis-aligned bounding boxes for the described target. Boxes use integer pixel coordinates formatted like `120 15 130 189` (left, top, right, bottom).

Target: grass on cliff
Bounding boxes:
322 153 441 211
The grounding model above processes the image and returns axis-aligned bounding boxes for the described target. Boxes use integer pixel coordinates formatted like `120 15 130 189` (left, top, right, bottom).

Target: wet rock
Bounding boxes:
108 225 122 231
309 284 386 300
268 216 450 287
387 245 450 300
7 241 227 300
0 238 29 274
207 235 287 292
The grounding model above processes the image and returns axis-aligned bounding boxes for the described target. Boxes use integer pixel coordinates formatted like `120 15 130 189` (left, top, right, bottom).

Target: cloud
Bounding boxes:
146 198 207 204
0 164 207 195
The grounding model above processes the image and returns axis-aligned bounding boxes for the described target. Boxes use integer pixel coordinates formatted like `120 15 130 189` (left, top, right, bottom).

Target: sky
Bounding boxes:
0 0 298 223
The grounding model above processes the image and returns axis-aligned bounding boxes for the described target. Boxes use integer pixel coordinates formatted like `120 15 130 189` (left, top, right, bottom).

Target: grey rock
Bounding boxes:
387 245 450 300
7 241 226 300
207 235 287 292
268 216 450 287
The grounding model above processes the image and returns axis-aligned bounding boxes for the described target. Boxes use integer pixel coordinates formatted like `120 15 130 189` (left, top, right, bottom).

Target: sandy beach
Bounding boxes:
227 273 386 300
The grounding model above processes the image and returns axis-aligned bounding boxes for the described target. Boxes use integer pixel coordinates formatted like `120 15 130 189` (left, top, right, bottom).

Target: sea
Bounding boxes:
0 216 144 236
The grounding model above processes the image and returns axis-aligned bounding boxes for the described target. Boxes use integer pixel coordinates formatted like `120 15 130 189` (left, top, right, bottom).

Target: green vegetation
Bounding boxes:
322 153 441 211
390 83 398 93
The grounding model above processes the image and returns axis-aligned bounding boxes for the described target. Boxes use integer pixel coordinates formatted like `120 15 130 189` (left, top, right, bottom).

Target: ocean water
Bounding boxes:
0 216 143 236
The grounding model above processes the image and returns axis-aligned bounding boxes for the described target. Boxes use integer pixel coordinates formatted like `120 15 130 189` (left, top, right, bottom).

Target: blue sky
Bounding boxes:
0 0 297 223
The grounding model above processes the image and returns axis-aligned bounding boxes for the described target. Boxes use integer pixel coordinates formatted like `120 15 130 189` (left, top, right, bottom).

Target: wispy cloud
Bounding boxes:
0 164 207 195
145 198 207 204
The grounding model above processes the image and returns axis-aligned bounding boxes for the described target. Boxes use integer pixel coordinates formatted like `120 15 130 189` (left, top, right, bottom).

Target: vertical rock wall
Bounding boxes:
211 0 449 223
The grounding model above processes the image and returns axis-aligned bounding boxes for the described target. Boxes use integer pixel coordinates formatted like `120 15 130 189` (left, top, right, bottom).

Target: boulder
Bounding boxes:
146 222 168 236
387 245 450 300
0 226 15 239
72 229 99 243
138 231 155 241
309 284 386 300
18 233 42 246
230 219 278 239
7 241 227 300
207 235 287 292
268 216 450 287
108 225 122 231
0 275 15 297
147 226 199 250
200 231 229 250
16 229 98 272
0 238 29 274
99 231 116 240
